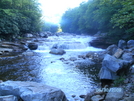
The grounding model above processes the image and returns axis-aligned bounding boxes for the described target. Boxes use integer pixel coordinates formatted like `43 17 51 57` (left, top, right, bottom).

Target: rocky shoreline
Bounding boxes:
84 39 134 101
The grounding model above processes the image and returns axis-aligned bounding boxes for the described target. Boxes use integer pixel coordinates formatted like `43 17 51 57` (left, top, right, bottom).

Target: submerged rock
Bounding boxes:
0 81 68 101
49 49 66 55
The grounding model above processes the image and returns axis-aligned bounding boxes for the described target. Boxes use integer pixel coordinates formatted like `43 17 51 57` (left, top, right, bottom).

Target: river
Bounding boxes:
0 34 104 101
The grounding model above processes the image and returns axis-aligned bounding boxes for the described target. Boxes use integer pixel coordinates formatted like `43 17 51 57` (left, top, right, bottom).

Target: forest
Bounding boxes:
60 0 134 42
0 0 134 43
0 0 43 40
0 0 59 41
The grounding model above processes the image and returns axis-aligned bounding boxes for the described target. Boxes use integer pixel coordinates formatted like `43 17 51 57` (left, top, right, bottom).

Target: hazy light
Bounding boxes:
39 0 88 24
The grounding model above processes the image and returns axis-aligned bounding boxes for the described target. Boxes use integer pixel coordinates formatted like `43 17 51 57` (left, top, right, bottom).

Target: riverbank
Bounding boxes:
84 39 134 101
0 33 134 101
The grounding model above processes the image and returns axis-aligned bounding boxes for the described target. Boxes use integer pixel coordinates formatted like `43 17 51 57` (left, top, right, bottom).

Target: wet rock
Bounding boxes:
0 80 3 83
39 32 48 38
106 44 118 55
124 97 134 101
99 54 121 80
118 40 127 49
25 33 33 38
78 55 86 59
127 40 134 48
72 95 76 98
130 65 134 73
22 51 34 56
69 57 77 61
0 95 18 101
105 87 124 101
0 81 68 101
0 48 13 53
79 95 86 98
84 90 96 101
0 51 2 55
0 42 28 56
52 44 58 49
91 95 104 101
90 37 111 49
113 48 123 58
49 49 66 55
28 43 38 50
121 53 134 64
75 59 95 68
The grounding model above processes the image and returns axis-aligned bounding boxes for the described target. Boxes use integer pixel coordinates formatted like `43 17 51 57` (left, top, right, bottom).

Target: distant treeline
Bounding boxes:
0 0 42 40
60 0 134 42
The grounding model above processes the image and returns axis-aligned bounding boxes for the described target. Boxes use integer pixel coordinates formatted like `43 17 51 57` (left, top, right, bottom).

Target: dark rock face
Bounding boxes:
28 43 38 50
0 42 28 56
89 37 112 49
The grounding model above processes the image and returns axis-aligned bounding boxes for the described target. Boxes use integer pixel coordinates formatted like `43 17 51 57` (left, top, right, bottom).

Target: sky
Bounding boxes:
39 0 88 24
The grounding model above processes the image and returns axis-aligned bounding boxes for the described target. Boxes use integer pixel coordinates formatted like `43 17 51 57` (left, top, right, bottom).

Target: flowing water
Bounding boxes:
0 34 103 100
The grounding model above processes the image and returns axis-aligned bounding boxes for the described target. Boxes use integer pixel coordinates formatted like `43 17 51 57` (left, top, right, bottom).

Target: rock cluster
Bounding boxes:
0 81 68 101
84 40 134 101
0 42 28 56
99 40 134 82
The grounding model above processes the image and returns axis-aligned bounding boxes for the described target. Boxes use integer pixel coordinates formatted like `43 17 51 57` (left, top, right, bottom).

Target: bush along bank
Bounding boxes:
84 40 134 101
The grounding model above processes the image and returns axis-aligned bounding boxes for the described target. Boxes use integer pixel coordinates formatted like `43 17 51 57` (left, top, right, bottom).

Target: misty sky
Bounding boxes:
39 0 88 24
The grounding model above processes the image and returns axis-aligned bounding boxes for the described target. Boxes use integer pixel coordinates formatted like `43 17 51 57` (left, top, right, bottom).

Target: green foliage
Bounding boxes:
42 22 59 33
111 0 134 40
113 76 125 87
61 0 134 41
0 0 42 40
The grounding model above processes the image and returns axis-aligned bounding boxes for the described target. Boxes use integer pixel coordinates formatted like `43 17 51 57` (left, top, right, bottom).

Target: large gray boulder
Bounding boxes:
99 54 122 80
99 53 132 80
118 40 127 49
122 52 134 64
113 48 123 58
105 87 124 101
0 81 68 101
106 44 118 55
127 40 134 48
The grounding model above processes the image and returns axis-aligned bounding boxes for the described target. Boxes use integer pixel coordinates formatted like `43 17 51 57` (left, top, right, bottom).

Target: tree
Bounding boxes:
61 0 134 42
0 0 42 40
111 0 134 40
42 22 59 33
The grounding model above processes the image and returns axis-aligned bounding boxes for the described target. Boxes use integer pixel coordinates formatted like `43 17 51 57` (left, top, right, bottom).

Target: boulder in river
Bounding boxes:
0 81 68 101
49 49 66 55
28 43 38 50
